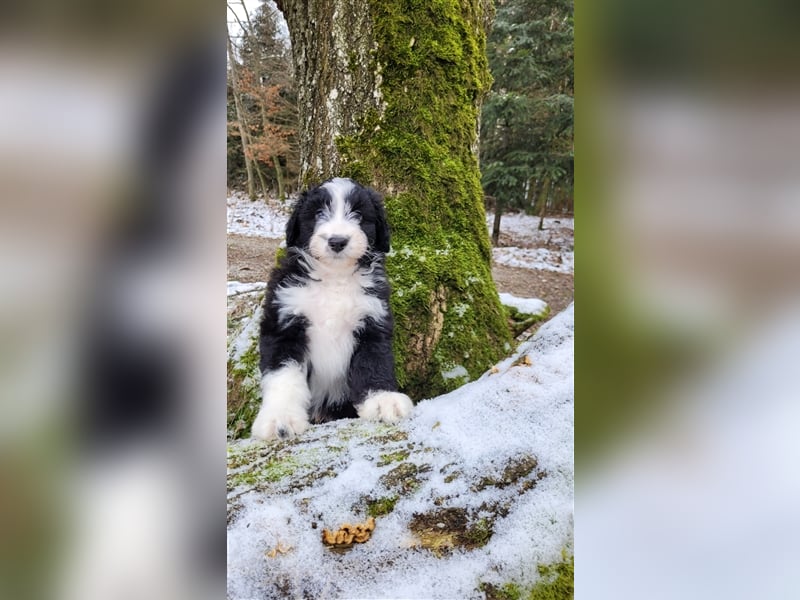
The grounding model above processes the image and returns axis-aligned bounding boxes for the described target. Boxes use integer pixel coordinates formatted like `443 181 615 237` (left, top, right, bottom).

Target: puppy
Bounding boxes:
251 178 413 440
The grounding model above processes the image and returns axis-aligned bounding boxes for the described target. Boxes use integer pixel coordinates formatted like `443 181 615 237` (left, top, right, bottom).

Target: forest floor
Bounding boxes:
227 194 574 317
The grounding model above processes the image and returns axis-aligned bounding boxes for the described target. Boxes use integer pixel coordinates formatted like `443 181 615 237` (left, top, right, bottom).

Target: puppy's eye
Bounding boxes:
316 209 326 219
349 211 362 222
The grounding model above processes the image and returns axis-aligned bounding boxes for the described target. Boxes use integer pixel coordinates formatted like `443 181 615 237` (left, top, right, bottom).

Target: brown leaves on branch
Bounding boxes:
236 67 296 168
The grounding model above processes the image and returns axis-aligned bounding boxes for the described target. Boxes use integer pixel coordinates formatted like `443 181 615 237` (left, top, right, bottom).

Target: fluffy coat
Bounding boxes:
252 178 413 440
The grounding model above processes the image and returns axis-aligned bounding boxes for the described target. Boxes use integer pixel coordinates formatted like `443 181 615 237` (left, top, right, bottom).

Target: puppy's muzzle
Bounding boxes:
328 236 350 253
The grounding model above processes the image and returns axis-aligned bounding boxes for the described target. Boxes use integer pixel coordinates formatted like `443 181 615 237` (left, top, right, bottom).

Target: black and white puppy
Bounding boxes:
251 177 414 440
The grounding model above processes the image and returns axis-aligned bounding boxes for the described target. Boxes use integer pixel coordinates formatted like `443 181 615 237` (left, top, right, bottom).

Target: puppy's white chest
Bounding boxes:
282 275 382 331
277 272 385 404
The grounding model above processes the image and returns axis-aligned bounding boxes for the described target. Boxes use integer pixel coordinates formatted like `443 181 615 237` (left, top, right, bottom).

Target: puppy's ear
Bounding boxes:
285 193 306 248
369 189 391 253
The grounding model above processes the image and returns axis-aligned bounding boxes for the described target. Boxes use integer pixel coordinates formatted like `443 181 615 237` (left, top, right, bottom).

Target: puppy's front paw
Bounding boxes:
358 391 413 423
251 407 309 440
251 365 311 440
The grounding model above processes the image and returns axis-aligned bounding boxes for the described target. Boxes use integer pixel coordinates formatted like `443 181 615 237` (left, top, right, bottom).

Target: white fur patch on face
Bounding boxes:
310 178 368 267
357 390 414 423
252 362 311 440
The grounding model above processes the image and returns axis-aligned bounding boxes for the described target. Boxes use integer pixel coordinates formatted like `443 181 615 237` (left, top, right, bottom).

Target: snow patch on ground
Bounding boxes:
226 304 574 599
486 212 574 274
486 212 574 246
227 281 268 296
229 304 263 363
227 192 290 239
499 292 549 316
493 246 574 274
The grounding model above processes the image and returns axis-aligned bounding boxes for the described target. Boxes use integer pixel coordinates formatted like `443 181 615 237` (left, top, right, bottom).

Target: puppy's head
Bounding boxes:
286 178 390 266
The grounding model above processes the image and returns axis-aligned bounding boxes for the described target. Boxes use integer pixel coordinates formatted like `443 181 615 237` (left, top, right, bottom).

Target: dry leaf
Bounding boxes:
265 542 292 558
322 516 376 548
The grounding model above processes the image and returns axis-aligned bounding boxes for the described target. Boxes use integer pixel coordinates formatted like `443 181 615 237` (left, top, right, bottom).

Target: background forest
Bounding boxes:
226 0 573 227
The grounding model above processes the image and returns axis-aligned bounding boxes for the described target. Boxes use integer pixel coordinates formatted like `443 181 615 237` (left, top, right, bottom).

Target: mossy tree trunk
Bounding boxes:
276 0 511 399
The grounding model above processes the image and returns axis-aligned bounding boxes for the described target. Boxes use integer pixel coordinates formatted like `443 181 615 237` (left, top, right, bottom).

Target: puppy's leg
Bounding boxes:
254 290 310 440
251 361 310 440
349 319 413 424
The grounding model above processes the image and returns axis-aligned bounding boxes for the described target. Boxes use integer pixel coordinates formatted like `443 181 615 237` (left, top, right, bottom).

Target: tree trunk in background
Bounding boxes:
536 175 550 231
252 155 270 199
227 32 257 200
272 156 286 200
492 200 503 246
276 0 510 399
526 177 536 210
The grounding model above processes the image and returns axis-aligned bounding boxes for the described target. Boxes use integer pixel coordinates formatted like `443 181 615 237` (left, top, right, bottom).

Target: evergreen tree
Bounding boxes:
481 0 573 240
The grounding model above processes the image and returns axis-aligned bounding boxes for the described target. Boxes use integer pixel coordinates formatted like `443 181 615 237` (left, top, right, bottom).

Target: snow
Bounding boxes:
486 212 574 247
226 304 574 599
487 211 574 274
493 246 574 274
227 192 290 239
229 304 263 362
227 281 267 296
499 292 549 316
441 364 469 380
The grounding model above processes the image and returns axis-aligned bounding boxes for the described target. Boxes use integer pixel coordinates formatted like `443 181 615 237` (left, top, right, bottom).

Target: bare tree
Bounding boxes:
226 28 257 200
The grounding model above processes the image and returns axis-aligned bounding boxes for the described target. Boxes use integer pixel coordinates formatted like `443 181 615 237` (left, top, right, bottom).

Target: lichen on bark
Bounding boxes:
277 0 511 399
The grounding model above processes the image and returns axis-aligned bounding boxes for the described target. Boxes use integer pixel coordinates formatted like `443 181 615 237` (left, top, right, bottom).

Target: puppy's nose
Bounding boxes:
328 236 349 253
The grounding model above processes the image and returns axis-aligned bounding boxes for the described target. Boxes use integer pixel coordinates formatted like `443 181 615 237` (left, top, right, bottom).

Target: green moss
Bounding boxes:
227 454 296 488
227 354 261 439
379 461 429 495
226 443 263 470
479 552 575 600
409 506 494 556
463 517 493 548
475 455 544 491
528 553 574 600
444 472 461 483
336 420 402 443
378 450 411 466
505 304 551 337
366 495 399 517
336 0 511 399
227 446 326 490
371 428 410 444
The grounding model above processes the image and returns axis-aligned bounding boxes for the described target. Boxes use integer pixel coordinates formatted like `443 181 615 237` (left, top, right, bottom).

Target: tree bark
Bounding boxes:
276 0 510 398
277 0 381 181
